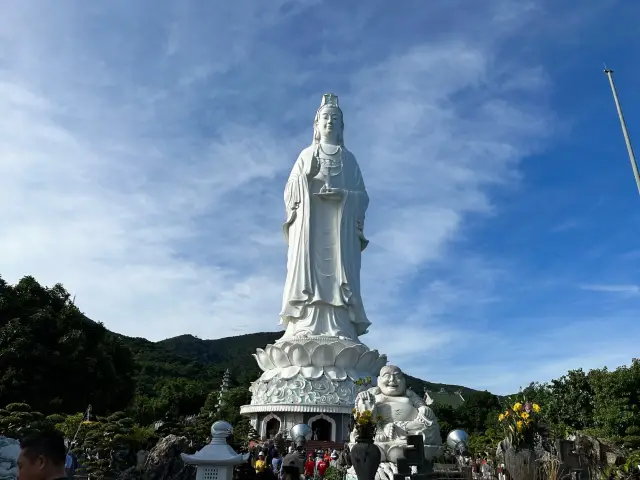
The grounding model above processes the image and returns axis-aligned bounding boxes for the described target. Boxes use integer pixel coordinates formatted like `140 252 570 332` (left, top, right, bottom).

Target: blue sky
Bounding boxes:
1 0 639 395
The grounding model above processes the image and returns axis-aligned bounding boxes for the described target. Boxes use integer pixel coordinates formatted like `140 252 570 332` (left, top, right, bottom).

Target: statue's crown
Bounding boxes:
320 93 339 108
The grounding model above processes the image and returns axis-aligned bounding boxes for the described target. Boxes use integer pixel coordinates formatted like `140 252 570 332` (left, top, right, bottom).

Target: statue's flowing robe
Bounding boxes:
281 145 371 339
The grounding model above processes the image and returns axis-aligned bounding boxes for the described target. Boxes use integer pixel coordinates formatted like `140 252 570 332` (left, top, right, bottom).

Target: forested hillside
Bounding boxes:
1 275 639 470
0 275 474 425
156 333 477 396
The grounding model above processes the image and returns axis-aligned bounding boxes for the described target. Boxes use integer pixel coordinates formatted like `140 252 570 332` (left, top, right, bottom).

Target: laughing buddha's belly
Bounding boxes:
375 395 418 422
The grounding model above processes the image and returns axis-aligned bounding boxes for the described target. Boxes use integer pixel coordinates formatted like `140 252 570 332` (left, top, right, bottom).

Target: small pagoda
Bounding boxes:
216 369 232 410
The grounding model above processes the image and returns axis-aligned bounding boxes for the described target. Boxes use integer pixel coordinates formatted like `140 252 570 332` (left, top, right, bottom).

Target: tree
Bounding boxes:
76 411 154 479
546 369 594 432
0 276 136 414
588 359 640 445
431 404 457 441
468 433 499 458
456 391 502 434
230 416 259 449
215 387 251 426
0 403 54 438
520 382 552 407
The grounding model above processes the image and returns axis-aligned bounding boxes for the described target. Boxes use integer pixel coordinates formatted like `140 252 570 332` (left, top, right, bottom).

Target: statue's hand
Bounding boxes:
375 429 390 442
315 186 344 201
357 391 376 411
306 154 320 178
417 406 436 425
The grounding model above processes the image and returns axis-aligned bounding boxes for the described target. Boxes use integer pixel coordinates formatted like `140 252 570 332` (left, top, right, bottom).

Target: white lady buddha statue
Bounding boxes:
280 94 371 341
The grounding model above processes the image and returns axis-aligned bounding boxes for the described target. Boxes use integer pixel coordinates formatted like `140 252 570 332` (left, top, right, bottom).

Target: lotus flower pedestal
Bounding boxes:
240 336 387 443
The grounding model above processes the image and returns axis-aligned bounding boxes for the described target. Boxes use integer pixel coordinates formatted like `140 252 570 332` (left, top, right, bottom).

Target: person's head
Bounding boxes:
313 94 344 146
258 452 265 459
18 431 66 480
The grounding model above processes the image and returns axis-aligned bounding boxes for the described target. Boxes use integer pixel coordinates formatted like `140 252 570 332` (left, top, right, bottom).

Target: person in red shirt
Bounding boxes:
317 458 328 479
304 453 315 479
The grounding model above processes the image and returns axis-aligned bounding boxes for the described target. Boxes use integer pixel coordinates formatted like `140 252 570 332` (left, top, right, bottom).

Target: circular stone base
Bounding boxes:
249 372 361 406
275 335 361 347
239 404 353 414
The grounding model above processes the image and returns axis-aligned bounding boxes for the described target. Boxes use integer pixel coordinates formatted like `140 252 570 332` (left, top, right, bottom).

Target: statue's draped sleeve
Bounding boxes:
281 149 314 320
344 150 369 251
283 147 318 244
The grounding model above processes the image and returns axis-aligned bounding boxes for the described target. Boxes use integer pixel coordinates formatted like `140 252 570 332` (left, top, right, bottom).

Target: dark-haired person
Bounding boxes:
17 431 67 480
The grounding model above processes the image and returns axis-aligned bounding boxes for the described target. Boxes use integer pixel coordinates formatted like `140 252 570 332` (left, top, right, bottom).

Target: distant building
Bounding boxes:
424 388 465 408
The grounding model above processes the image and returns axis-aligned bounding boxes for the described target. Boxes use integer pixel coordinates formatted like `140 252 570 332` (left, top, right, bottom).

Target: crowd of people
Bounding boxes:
10 429 515 480
251 444 343 480
463 456 506 480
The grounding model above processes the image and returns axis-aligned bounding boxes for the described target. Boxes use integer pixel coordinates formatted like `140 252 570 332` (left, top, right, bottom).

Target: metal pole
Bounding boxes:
604 68 640 195
70 404 91 448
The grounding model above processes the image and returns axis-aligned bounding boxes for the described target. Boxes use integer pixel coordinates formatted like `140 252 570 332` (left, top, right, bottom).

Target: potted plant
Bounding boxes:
350 409 383 480
498 399 542 480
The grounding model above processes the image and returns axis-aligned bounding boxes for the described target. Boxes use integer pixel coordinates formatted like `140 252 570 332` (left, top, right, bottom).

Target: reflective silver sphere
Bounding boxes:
446 429 469 449
289 423 312 445
211 420 233 438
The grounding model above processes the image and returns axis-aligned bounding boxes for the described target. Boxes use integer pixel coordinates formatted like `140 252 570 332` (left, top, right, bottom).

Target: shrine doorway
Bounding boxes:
309 414 335 442
266 418 281 439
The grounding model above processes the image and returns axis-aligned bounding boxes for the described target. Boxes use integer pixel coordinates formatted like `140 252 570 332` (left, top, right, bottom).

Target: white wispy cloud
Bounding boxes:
580 284 640 295
438 315 640 394
1 0 635 393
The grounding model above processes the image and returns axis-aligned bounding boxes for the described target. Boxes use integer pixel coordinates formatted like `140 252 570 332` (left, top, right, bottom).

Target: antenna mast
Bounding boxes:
604 68 640 195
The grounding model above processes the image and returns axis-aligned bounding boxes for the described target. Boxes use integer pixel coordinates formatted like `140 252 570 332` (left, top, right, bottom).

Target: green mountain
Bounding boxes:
111 331 480 426
153 332 478 396
0 275 479 426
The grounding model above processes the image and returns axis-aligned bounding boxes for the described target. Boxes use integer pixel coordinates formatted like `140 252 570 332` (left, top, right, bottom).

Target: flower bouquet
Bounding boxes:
498 399 541 450
499 400 542 480
351 409 383 442
350 409 384 480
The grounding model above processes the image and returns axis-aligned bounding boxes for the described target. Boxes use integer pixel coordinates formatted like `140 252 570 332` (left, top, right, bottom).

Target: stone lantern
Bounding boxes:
181 421 249 480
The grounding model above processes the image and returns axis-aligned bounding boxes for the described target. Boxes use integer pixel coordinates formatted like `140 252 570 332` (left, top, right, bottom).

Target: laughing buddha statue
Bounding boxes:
351 365 442 464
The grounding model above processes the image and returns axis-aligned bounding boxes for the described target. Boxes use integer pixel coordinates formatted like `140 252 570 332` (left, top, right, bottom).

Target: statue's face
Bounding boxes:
317 106 341 142
378 367 406 396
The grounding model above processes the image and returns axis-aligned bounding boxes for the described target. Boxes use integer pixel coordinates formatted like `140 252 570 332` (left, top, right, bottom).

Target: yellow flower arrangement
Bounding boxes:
497 399 542 449
352 408 384 441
